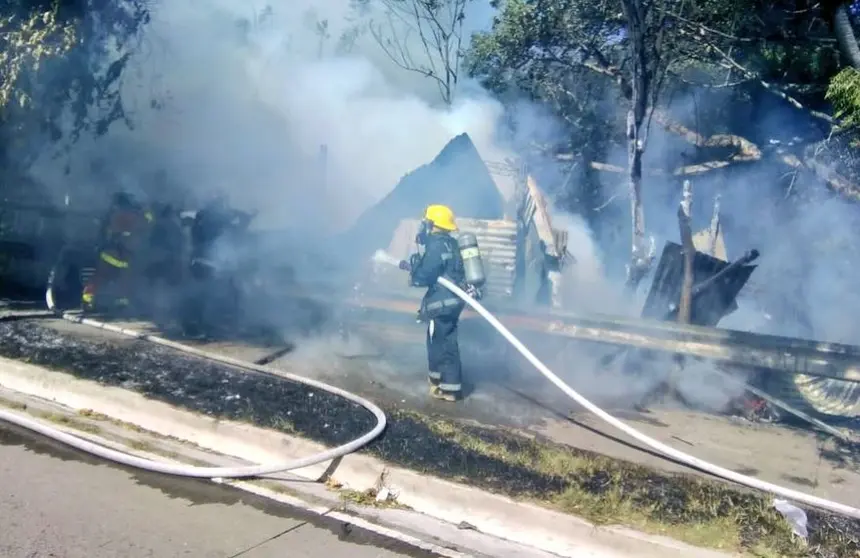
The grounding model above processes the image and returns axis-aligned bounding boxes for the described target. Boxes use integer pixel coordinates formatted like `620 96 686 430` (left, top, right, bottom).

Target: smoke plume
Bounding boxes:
24 0 847 416
33 0 509 235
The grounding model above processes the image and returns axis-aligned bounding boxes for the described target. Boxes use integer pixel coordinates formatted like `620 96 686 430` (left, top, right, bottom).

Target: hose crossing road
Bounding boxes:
0 422 441 558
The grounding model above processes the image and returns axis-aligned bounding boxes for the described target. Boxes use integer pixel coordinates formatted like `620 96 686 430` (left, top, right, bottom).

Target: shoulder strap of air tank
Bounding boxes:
442 235 464 283
438 235 455 261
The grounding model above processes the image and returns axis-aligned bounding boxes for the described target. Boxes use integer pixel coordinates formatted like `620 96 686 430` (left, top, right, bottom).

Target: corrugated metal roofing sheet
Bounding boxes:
457 218 517 299
385 218 518 300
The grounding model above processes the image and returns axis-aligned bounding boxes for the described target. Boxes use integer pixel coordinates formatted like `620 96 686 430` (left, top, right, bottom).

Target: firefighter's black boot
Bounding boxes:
429 385 460 402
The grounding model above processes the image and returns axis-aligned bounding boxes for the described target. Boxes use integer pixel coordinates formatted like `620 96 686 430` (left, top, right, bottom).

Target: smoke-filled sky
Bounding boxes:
23 0 860 352
35 0 511 235
15 0 860 420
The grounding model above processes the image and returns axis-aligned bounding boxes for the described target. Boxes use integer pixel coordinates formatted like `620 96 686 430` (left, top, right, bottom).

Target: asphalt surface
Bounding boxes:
0 421 441 558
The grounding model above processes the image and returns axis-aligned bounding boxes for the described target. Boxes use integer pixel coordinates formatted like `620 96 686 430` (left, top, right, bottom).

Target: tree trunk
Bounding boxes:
626 111 648 284
621 0 653 289
677 180 694 324
834 3 860 69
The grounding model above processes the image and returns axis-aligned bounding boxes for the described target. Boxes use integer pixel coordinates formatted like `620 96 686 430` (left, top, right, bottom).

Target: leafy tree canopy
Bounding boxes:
467 0 860 209
0 0 150 170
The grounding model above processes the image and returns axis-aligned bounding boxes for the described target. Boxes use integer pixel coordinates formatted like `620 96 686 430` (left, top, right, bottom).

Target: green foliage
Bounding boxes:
463 0 860 219
0 2 76 112
827 67 860 129
469 0 856 155
0 0 152 166
755 43 840 85
467 0 624 154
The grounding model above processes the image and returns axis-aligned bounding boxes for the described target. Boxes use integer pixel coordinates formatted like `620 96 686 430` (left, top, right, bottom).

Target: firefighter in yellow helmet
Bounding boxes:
400 204 466 402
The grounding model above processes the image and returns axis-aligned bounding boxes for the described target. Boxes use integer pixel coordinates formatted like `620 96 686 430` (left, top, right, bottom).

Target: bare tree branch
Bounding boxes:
584 123 860 203
588 158 753 177
371 0 469 105
707 42 835 125
575 31 838 131
664 9 836 45
650 110 762 160
802 145 860 201
370 16 444 87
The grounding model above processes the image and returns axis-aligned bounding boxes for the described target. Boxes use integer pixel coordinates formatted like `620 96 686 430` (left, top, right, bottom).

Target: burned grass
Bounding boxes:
0 320 858 557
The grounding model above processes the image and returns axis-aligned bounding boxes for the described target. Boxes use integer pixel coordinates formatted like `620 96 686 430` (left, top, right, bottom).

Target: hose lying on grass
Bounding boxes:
0 282 387 479
433 275 860 519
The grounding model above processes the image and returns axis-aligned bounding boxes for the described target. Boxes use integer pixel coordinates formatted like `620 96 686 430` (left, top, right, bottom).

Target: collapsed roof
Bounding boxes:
342 132 506 262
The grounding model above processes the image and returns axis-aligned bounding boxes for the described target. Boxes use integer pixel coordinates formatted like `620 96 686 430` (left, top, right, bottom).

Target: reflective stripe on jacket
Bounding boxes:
409 232 466 317
100 251 129 269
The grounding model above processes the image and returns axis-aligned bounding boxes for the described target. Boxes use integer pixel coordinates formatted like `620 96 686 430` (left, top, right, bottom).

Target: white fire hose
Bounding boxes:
0 253 856 522
0 282 387 479
370 250 860 518
435 274 860 519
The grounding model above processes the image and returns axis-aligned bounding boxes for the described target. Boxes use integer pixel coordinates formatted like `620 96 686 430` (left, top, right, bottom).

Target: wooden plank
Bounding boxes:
524 176 560 259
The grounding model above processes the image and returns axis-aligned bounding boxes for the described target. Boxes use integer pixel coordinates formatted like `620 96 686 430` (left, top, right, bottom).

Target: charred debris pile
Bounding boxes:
0 320 857 557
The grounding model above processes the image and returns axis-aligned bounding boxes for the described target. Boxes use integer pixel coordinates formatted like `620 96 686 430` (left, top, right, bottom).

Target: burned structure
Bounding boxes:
338 137 860 420
357 133 571 308
2 131 860 421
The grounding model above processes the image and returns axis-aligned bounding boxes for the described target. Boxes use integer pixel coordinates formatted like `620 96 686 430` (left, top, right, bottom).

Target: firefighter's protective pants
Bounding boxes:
426 309 463 395
82 251 131 309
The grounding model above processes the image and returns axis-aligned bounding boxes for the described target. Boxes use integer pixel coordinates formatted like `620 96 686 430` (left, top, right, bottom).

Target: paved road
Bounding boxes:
0 422 440 558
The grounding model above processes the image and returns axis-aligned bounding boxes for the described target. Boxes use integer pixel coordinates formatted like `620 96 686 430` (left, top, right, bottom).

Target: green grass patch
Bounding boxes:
405 410 812 556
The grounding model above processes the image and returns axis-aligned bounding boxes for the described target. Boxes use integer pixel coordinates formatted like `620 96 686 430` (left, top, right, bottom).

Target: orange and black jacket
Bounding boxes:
97 206 151 266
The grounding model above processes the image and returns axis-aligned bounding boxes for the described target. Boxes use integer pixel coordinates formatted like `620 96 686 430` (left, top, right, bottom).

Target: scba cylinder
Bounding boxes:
457 232 486 287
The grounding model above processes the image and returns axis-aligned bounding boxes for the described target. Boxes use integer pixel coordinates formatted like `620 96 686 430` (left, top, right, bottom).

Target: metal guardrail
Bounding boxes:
334 293 860 384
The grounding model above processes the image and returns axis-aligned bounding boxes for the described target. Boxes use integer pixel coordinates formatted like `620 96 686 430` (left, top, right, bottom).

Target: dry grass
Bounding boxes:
0 396 106 434
408 411 808 556
0 395 27 411
324 477 406 509
39 411 103 433
0 397 209 465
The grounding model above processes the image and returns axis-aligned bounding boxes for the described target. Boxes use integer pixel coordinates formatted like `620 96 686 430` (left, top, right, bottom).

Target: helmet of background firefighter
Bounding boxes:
423 204 458 232
111 192 136 210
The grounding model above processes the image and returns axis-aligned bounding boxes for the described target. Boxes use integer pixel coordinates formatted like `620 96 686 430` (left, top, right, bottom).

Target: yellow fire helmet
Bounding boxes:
423 204 457 231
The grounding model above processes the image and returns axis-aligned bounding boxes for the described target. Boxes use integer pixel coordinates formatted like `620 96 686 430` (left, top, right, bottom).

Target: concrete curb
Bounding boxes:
0 355 732 558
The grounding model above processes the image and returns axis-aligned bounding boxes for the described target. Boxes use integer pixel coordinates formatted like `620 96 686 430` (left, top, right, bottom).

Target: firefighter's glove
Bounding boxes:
398 259 411 271
465 284 483 301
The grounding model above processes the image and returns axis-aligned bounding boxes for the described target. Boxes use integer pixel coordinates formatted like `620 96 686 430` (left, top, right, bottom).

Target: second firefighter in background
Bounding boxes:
401 204 467 402
82 193 153 312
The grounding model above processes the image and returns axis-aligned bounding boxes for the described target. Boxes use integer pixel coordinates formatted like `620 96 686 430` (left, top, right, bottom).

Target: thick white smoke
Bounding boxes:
27 0 759 412
33 0 514 237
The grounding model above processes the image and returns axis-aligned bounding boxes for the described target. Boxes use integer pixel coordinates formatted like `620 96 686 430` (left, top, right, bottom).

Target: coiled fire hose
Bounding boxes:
0 254 857 521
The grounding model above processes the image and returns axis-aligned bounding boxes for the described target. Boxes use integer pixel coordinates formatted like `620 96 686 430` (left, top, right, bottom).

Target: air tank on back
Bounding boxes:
457 232 486 287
